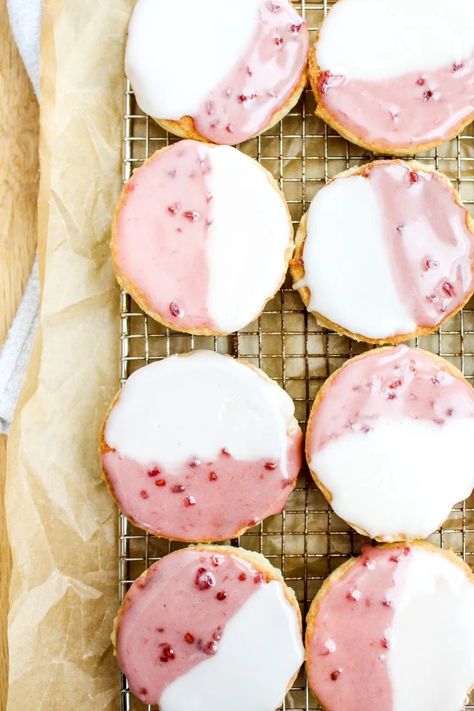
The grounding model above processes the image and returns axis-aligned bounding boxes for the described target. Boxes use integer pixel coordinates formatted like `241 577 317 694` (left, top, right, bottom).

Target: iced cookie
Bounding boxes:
290 160 474 344
114 545 304 710
101 351 302 542
126 0 309 145
309 0 474 155
113 140 294 335
306 542 474 711
306 345 474 541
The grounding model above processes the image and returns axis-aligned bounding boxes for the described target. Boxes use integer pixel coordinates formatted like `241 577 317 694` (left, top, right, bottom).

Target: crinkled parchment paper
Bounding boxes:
5 0 474 709
6 1 133 708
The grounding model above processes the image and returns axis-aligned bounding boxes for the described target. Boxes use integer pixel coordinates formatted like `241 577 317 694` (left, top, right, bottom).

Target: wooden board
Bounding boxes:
0 0 39 705
0 438 10 711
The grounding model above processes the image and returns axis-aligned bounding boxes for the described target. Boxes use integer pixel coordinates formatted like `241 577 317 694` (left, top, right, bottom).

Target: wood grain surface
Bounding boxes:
0 0 39 705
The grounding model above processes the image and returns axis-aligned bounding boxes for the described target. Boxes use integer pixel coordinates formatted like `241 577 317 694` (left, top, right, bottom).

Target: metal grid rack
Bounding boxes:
118 3 474 709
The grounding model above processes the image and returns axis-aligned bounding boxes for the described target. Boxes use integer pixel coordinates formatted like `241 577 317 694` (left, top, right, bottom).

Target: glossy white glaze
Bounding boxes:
302 175 416 338
114 141 291 334
104 351 295 472
312 418 474 540
306 543 474 711
390 547 474 711
206 146 291 332
126 0 262 119
298 162 474 340
160 581 304 711
317 0 474 81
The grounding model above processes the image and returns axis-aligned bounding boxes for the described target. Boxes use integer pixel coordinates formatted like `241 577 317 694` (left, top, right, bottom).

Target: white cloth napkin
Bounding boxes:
7 0 41 97
0 0 41 433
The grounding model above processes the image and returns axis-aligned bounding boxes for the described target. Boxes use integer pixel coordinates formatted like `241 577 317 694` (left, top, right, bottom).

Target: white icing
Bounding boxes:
389 547 474 711
160 581 304 711
317 0 474 81
105 351 295 472
125 0 263 119
206 146 292 333
311 418 474 540
302 176 416 339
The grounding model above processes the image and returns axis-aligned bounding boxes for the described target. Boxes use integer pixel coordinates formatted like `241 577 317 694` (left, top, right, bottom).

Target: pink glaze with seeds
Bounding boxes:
317 54 474 151
103 433 302 541
310 345 474 452
114 140 213 331
194 1 308 145
307 544 411 711
116 548 265 706
367 162 474 329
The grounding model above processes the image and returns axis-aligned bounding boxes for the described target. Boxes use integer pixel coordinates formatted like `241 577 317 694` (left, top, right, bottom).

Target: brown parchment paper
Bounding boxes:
5 0 474 708
6 1 134 708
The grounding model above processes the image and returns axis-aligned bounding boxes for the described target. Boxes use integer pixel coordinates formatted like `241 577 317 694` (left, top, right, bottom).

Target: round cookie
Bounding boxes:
101 350 302 542
306 345 474 541
306 541 474 711
309 0 474 155
114 545 304 711
112 140 294 335
125 0 309 145
290 160 474 345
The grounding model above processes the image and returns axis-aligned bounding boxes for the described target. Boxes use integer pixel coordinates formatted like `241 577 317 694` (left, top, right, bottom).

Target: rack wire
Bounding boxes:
118 2 474 709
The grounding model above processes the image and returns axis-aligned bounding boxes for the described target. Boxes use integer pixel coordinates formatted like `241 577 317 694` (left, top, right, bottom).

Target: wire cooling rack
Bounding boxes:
118 2 474 709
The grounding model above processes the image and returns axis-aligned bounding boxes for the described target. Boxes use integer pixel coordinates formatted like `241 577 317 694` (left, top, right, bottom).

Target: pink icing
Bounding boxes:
311 345 474 452
318 53 474 150
114 140 215 331
116 548 266 706
194 1 308 145
307 544 411 711
366 162 474 328
103 432 302 541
